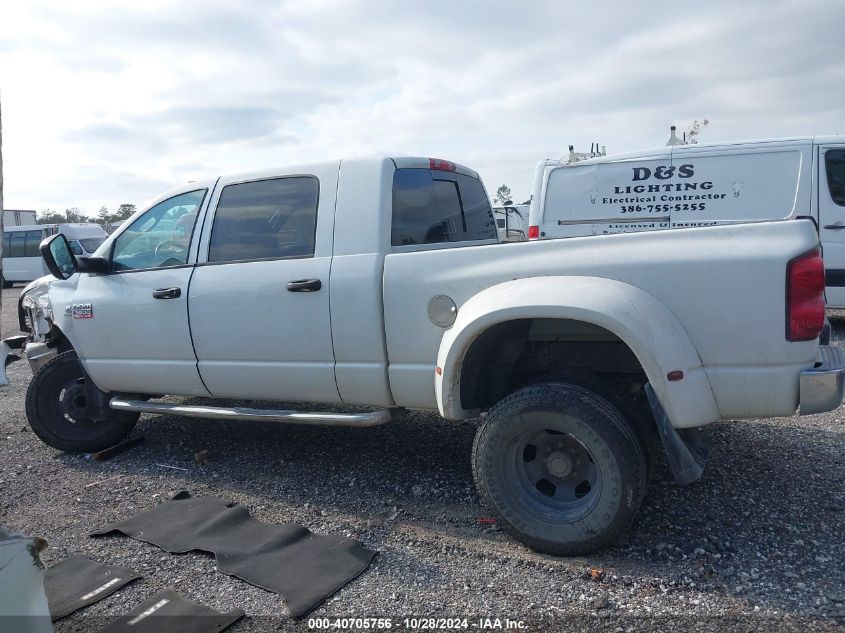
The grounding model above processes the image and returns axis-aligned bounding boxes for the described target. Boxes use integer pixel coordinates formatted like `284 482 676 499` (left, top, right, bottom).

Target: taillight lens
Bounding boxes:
528 225 540 240
786 248 825 341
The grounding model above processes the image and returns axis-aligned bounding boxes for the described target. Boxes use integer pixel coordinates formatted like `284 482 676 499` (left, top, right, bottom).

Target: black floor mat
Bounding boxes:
92 491 377 618
96 589 243 633
45 555 142 620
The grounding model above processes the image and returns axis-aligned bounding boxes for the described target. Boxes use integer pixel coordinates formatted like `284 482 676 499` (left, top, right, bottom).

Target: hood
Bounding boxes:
21 275 55 296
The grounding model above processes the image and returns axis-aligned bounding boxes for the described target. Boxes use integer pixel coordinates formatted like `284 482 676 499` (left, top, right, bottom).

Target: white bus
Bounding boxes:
2 223 107 287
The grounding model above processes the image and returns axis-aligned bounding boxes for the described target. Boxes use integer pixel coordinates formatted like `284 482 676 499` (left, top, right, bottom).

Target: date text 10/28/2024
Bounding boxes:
307 617 527 630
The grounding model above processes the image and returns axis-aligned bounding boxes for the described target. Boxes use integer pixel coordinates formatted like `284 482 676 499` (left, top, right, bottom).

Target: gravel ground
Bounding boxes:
1 286 844 632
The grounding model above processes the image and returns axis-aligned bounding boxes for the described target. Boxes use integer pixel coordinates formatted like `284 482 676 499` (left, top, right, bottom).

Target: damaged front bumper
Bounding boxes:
0 337 57 386
799 345 845 415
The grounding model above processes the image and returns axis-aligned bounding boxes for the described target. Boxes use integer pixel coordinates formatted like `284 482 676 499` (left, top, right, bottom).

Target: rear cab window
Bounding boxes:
391 168 497 247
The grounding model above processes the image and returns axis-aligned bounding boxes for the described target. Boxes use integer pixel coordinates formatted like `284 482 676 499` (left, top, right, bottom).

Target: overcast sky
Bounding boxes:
1 0 843 216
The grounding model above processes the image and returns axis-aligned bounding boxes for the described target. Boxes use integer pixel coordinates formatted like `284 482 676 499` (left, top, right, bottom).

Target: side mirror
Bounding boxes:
40 234 78 280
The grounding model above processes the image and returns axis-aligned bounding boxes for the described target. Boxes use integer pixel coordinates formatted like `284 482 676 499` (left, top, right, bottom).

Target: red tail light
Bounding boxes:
429 158 456 172
786 248 825 341
528 225 540 240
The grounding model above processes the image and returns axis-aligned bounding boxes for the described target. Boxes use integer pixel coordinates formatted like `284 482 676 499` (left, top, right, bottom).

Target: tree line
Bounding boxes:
37 204 137 228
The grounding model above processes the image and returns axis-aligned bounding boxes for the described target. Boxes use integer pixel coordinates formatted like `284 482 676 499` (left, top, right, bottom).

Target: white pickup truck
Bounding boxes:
2 156 843 555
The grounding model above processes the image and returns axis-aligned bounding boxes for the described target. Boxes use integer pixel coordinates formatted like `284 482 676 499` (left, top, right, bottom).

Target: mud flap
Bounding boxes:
645 383 709 485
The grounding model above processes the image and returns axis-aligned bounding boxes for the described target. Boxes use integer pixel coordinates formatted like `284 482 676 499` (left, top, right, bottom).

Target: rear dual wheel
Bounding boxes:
472 381 648 555
25 351 138 452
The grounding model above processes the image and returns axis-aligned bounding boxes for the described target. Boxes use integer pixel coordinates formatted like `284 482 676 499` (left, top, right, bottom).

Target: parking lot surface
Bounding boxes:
1 287 843 632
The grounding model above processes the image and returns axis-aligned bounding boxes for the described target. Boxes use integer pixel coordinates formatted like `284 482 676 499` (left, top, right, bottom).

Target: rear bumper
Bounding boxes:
799 345 845 415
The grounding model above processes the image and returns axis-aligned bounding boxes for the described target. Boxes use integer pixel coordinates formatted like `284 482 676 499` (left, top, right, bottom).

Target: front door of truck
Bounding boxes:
188 164 339 403
818 146 845 307
71 187 213 396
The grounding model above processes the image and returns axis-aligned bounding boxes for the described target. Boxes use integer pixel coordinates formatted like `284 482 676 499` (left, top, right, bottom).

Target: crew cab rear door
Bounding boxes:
188 164 340 402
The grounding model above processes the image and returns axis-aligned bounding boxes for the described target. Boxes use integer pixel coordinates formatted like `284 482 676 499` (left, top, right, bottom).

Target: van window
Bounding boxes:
391 169 496 246
9 232 25 257
826 150 845 207
208 176 319 263
24 230 43 257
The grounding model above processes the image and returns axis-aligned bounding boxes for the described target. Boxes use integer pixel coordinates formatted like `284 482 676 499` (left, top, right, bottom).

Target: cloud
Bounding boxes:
0 0 843 214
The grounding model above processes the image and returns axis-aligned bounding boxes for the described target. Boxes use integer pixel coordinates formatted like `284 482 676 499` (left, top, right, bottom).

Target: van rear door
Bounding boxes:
818 145 845 307
540 150 673 239
668 143 810 229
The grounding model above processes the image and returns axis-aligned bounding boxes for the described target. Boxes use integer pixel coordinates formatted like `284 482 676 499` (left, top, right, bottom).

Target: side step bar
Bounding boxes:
109 398 402 427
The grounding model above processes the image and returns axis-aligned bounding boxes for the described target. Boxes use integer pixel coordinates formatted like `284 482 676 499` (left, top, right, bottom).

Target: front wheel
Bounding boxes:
472 382 648 555
25 351 139 452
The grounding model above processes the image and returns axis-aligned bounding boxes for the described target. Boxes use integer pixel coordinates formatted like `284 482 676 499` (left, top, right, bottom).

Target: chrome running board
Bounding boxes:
109 398 401 427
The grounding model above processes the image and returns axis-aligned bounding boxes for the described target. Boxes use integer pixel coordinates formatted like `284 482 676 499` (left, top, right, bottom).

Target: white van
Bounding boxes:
2 223 107 287
528 136 845 306
492 204 529 241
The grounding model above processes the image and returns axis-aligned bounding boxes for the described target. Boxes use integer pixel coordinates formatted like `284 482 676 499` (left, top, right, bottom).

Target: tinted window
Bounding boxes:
25 230 43 257
2 232 10 254
79 237 105 253
826 149 845 207
391 169 496 246
9 232 25 257
112 189 206 271
208 177 319 263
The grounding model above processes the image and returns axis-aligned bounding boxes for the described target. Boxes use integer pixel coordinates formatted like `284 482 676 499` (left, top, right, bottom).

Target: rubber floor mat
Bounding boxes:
45 555 142 620
96 589 243 633
92 491 377 618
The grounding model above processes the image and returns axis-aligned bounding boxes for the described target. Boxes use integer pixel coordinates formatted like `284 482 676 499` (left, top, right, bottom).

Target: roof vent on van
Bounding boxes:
666 125 684 146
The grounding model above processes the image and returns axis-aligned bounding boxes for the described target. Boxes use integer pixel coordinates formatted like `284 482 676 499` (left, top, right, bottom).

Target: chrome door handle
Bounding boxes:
152 287 181 299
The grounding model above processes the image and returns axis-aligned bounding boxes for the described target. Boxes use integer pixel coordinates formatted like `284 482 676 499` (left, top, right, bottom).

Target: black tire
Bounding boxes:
1 276 12 289
524 371 660 482
25 351 139 452
472 381 648 555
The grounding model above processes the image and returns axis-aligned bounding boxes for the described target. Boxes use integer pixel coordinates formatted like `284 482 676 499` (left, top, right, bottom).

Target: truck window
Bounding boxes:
208 176 319 263
391 169 496 246
112 189 206 271
826 149 845 206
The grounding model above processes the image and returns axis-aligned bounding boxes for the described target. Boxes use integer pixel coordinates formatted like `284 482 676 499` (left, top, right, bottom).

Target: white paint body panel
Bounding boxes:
384 219 819 423
529 135 845 306
435 277 719 427
34 155 822 431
